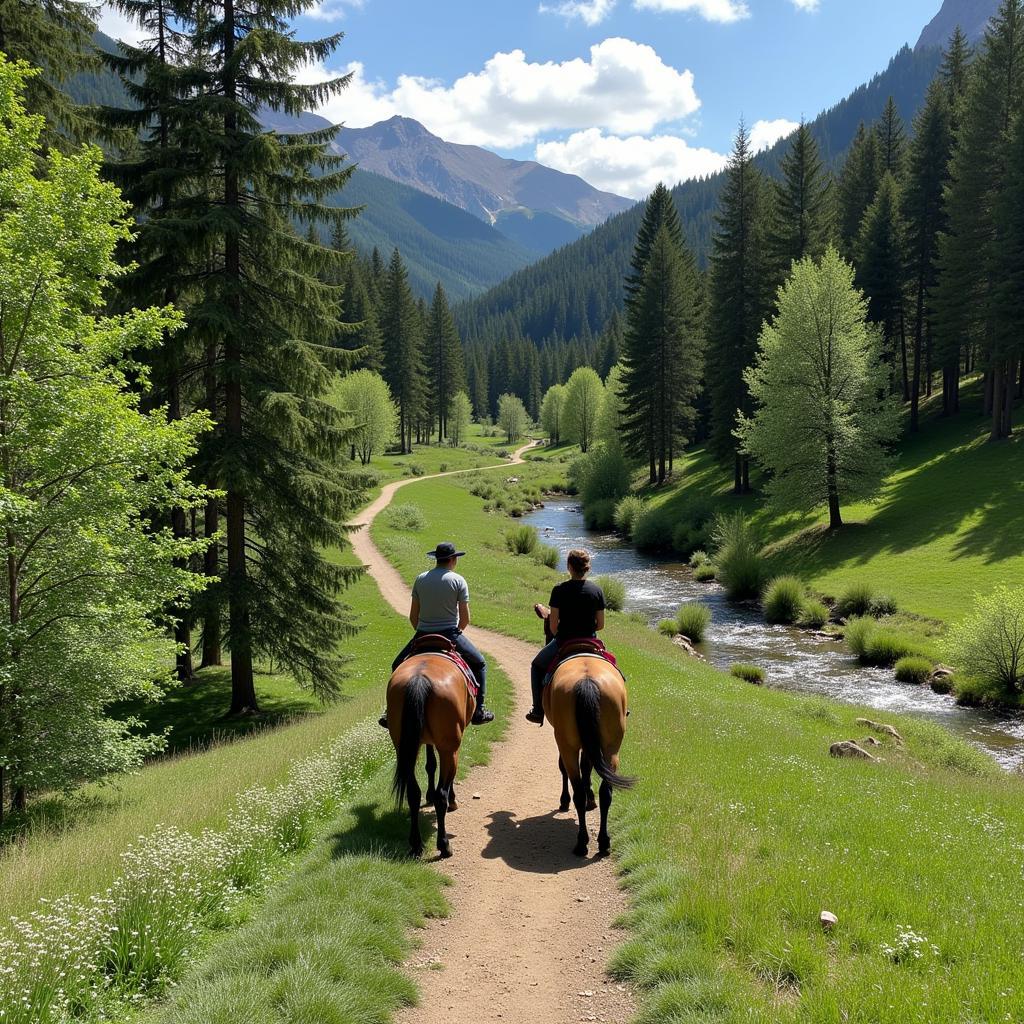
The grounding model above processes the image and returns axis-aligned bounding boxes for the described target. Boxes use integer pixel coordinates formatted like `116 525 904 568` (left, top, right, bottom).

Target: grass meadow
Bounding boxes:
376 459 1024 1023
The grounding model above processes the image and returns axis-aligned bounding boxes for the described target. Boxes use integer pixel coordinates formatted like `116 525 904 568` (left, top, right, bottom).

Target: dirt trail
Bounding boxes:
349 445 635 1024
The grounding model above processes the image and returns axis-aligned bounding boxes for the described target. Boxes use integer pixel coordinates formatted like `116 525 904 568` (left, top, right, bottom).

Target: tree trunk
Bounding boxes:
741 456 750 494
910 286 924 432
201 339 222 668
899 311 910 402
826 448 842 529
990 361 1006 441
12 785 24 812
983 370 994 417
733 453 742 495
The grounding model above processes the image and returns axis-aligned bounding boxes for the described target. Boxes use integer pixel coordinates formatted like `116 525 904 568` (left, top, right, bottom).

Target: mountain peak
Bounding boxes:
916 0 1000 51
374 115 435 146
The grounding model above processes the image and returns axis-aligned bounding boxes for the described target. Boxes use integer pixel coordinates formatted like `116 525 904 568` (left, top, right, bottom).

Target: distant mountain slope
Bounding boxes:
335 116 635 256
916 0 1000 50
457 44 943 346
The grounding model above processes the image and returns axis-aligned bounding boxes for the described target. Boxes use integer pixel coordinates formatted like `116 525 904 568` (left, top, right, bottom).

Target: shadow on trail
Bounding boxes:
481 809 601 874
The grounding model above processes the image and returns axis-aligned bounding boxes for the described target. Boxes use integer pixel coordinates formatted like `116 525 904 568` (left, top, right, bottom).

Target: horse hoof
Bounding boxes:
448 799 458 812
559 801 571 813
439 843 453 859
410 846 424 859
586 795 598 812
598 837 611 855
573 843 589 858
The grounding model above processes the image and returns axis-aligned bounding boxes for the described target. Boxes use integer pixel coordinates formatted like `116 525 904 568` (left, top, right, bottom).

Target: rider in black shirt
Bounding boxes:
526 549 606 725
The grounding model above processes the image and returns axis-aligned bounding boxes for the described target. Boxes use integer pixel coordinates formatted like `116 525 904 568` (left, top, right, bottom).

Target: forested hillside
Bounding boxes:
457 44 943 349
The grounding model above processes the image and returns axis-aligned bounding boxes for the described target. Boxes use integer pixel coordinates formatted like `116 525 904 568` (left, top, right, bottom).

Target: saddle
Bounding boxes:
545 637 623 683
405 634 479 699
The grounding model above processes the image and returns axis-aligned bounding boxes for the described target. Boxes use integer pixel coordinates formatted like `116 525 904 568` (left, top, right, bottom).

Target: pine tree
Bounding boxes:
620 225 703 483
856 173 909 398
875 96 907 178
903 80 953 429
424 283 466 442
837 123 882 254
624 183 685 315
706 124 772 493
380 249 426 452
767 120 833 294
941 25 974 137
934 0 1024 440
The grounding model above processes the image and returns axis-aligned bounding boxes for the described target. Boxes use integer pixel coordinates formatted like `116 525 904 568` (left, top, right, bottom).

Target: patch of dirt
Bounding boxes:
349 444 636 1024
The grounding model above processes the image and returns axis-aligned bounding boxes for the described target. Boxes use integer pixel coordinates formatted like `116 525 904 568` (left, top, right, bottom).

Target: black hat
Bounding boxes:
427 541 466 560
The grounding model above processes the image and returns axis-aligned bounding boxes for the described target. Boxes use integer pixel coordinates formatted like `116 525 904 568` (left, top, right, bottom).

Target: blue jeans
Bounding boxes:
393 628 487 705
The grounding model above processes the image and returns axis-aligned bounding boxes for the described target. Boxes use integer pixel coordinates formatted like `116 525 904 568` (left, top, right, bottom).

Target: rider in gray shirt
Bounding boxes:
379 541 493 726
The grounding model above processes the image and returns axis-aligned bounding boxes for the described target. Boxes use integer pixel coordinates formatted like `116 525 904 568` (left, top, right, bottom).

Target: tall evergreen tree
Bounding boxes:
767 119 833 287
903 80 953 428
624 183 685 312
837 123 882 254
424 283 466 442
380 249 426 452
934 0 1024 440
706 124 772 493
875 96 907 178
941 25 974 137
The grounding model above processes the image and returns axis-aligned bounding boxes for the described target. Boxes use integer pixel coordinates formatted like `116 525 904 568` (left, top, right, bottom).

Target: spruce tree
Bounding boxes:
380 249 426 452
875 96 907 178
425 283 466 442
903 80 953 429
941 25 974 137
706 124 772 493
837 123 882 254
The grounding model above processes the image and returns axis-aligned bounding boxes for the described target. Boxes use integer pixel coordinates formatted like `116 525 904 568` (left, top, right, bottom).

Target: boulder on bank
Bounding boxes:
671 635 707 662
830 740 878 762
856 718 903 743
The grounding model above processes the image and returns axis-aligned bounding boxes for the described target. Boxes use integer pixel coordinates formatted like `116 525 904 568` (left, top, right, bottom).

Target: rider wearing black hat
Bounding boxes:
379 541 494 727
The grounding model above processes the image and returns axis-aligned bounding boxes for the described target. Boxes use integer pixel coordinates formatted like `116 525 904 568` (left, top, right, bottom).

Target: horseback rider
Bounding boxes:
526 548 606 725
380 541 494 727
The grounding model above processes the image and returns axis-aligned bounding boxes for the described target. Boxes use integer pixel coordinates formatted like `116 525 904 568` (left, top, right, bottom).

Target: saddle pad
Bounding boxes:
544 638 624 686
405 639 479 700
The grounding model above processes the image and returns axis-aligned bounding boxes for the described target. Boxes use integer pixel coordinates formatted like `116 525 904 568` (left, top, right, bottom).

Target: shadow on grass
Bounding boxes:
329 800 424 860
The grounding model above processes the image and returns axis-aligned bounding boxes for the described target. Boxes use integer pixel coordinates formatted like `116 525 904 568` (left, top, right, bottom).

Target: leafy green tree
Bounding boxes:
903 79 953 429
855 173 909 397
837 123 882 254
498 393 529 444
447 391 472 447
737 248 900 530
424 283 466 442
380 249 426 453
563 367 604 453
621 225 703 483
706 123 772 493
334 370 397 465
0 57 209 817
767 119 833 284
540 383 566 444
935 0 1024 440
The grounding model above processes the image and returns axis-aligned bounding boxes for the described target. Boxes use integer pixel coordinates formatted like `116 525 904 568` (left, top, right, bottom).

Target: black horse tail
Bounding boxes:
392 673 431 806
574 676 635 790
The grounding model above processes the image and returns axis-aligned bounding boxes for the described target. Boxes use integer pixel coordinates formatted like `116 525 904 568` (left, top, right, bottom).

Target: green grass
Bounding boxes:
641 383 1024 624
378 460 1024 1023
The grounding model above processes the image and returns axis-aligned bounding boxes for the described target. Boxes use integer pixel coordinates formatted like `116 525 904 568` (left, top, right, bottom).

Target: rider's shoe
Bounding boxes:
378 713 389 728
524 708 544 725
471 706 495 725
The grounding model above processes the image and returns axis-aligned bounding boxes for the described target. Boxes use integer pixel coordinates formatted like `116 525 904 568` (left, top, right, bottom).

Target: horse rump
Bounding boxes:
392 673 432 805
573 675 635 789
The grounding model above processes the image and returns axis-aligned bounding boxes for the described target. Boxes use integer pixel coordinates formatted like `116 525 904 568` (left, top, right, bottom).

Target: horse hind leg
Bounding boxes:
581 754 597 812
558 757 570 813
597 780 612 855
434 749 458 858
425 744 437 804
407 772 424 858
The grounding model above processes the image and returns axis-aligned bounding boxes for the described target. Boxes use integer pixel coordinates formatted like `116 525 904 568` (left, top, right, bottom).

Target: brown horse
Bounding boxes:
388 652 476 858
542 642 634 857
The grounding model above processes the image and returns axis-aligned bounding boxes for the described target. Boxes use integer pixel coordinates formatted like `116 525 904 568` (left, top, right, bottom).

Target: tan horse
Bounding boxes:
543 650 634 857
388 651 475 859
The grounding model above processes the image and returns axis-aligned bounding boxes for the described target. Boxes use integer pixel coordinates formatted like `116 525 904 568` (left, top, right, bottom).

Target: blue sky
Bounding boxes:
102 0 944 198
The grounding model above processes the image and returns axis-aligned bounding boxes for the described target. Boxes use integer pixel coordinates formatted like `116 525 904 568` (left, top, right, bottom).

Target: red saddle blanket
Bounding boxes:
406 634 479 699
548 637 620 677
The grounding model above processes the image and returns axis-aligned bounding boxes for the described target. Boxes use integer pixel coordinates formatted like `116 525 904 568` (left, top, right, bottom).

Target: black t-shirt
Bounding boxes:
549 579 605 640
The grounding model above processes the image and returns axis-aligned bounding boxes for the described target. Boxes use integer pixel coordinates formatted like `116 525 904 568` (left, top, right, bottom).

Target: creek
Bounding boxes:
523 500 1024 773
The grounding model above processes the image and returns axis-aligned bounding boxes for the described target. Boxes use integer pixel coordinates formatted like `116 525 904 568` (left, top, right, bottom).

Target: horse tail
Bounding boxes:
574 675 635 790
392 672 431 806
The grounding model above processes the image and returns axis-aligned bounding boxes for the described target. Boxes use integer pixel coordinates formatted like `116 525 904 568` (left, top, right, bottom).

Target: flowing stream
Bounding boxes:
523 500 1024 773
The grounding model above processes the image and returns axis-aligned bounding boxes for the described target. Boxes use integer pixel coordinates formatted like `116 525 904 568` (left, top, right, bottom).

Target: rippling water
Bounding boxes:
524 501 1024 773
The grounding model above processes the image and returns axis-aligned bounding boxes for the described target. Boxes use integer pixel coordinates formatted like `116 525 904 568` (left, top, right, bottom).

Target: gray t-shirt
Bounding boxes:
413 567 469 632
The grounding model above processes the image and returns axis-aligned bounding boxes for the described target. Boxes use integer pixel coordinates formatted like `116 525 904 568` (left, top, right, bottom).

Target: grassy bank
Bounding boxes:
376 464 1024 1022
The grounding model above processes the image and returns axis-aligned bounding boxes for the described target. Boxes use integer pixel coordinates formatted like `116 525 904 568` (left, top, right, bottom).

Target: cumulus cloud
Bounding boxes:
791 0 820 9
307 0 365 20
310 38 702 149
633 0 750 22
749 117 799 152
536 128 728 199
96 3 148 44
539 0 617 24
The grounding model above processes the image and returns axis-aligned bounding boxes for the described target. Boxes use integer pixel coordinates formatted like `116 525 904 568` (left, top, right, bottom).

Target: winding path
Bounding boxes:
349 443 635 1024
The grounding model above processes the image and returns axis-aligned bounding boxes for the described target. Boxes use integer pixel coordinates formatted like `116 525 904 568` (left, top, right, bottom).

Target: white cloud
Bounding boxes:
633 0 750 23
306 0 364 21
536 128 728 199
96 3 148 45
749 117 799 152
310 38 702 148
791 0 820 9
539 0 617 25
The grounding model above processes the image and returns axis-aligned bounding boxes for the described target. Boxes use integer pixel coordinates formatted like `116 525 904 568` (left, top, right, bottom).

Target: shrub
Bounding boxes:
930 674 954 696
844 617 923 666
953 675 1004 707
711 512 764 600
671 520 709 558
870 594 898 617
895 655 933 685
438 462 449 473
731 663 766 684
798 600 830 629
689 549 711 568
583 498 616 530
633 506 674 552
383 503 424 531
408 463 426 477
836 580 874 619
944 586 1024 693
570 446 631 507
694 563 717 582
596 575 626 612
658 618 679 636
535 544 559 569
763 576 806 624
676 602 711 642
506 524 538 555
843 616 875 658
613 496 646 538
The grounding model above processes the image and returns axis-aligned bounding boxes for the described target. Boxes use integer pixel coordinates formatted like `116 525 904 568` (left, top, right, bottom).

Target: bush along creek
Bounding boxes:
523 499 1024 772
